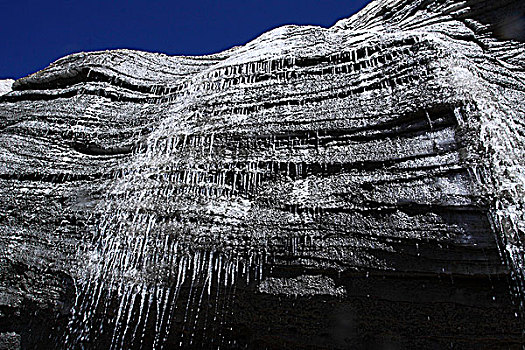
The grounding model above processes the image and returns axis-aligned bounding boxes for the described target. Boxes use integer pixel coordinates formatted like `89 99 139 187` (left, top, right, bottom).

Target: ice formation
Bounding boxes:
0 79 13 96
1 0 524 348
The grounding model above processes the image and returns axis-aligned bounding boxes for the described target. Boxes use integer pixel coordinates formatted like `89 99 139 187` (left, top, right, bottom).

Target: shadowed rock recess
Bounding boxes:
1 0 525 349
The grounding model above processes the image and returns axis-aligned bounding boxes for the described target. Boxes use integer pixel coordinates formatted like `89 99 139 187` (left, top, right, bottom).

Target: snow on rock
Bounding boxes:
258 275 347 297
1 0 525 348
0 79 13 95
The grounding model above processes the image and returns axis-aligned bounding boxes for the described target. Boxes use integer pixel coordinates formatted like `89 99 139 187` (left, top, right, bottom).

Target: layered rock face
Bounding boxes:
1 0 525 349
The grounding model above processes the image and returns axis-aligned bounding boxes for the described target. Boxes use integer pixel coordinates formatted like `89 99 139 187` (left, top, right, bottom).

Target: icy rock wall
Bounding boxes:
1 0 525 348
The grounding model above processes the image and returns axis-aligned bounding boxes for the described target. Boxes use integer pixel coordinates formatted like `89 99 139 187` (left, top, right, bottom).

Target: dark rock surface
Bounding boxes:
1 0 524 348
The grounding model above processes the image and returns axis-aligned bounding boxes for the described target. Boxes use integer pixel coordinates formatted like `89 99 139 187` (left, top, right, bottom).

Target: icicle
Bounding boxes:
454 107 464 126
209 133 215 156
425 110 433 130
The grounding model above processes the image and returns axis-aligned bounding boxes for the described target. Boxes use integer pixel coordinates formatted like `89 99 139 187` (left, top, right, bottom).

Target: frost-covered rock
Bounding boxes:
0 79 13 96
1 0 524 348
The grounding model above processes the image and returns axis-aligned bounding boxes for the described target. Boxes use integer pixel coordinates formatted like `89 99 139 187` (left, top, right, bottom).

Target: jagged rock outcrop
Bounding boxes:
1 0 525 349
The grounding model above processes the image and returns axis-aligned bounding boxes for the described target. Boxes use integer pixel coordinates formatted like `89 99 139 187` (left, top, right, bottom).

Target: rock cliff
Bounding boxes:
1 0 524 348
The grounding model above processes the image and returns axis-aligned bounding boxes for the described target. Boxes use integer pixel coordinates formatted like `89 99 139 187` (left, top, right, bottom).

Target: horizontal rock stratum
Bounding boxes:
1 0 524 349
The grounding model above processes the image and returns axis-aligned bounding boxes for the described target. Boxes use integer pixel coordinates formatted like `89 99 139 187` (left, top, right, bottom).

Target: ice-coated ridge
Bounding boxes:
1 0 524 348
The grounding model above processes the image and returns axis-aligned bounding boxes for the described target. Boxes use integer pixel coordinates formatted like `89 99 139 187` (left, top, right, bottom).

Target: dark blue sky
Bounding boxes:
0 0 372 79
